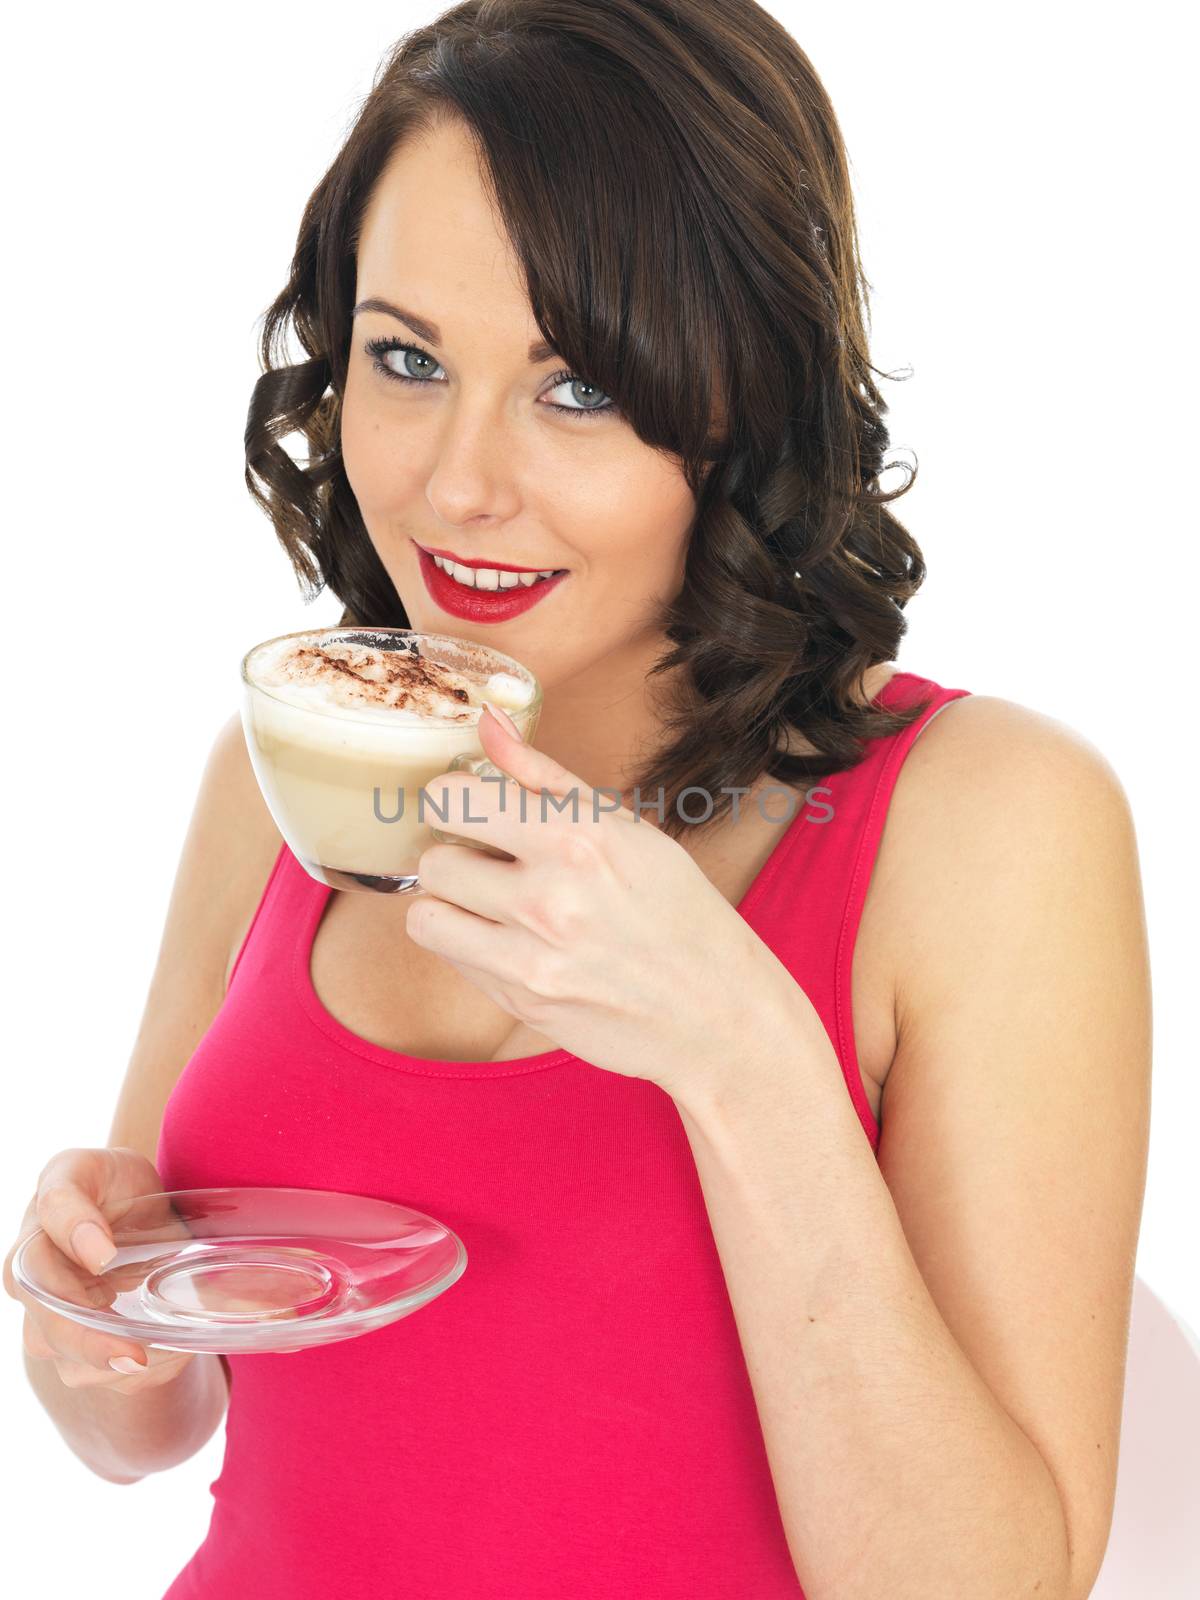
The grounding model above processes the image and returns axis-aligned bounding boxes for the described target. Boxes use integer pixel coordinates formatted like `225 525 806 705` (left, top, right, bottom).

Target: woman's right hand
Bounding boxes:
3 1146 197 1394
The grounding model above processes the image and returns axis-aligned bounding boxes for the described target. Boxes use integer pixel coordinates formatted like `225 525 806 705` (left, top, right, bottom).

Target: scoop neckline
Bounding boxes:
291 669 912 1077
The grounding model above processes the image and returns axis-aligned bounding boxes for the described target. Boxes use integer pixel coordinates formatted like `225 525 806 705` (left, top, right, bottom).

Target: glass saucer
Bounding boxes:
12 1186 467 1355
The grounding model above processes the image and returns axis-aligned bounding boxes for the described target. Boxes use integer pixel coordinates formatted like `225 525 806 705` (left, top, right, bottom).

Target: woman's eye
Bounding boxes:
543 374 615 419
363 337 616 422
367 340 444 384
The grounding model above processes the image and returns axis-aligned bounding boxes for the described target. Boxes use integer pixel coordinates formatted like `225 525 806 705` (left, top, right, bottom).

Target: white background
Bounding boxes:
2 3 1195 1593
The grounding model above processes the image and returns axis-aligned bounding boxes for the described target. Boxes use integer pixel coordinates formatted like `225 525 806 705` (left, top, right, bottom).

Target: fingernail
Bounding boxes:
484 702 522 740
71 1221 117 1274
109 1355 147 1374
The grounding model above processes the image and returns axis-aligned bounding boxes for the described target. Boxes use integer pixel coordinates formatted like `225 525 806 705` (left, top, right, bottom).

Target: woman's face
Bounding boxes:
340 116 698 695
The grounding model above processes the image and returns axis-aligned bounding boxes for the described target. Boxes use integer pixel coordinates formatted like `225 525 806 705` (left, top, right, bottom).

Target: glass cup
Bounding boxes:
240 626 541 893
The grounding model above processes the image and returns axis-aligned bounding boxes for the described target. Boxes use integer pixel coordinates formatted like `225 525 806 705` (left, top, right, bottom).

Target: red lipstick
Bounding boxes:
415 543 569 623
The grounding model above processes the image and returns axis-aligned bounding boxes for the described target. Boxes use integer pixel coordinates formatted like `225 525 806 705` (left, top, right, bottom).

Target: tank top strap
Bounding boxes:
226 837 313 998
830 672 972 1076
741 671 973 1148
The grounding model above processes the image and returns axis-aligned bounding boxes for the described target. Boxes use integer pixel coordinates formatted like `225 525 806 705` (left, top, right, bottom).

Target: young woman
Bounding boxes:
7 4 1150 1597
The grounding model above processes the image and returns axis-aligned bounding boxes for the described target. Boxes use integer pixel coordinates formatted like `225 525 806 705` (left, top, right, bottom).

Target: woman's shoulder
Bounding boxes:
898 689 1130 806
874 687 1138 1015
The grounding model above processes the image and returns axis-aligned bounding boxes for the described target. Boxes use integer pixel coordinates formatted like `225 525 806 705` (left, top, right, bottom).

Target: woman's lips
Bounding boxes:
416 544 569 623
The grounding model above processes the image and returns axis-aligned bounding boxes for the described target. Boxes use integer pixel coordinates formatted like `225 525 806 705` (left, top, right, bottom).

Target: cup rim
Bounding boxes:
240 625 542 728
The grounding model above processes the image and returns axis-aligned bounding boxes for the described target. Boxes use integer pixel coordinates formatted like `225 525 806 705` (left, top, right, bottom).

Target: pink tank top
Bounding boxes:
157 669 970 1598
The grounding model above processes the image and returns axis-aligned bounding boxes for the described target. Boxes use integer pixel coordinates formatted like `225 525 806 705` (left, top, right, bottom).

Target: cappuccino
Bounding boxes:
241 628 540 892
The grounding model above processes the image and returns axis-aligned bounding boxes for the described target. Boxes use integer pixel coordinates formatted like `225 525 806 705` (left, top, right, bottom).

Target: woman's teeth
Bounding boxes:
431 554 560 590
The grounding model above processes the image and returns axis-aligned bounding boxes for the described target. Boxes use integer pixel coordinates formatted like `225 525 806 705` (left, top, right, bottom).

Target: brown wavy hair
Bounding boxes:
244 0 932 843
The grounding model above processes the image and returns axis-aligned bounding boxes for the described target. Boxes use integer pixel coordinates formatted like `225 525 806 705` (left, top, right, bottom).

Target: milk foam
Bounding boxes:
244 635 536 759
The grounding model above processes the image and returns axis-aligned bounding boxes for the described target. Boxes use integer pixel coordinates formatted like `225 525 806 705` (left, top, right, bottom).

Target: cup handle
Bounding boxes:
429 754 515 858
448 753 504 781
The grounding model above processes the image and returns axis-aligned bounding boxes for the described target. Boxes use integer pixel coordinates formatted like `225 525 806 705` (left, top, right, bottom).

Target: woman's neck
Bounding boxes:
531 644 896 810
530 632 682 807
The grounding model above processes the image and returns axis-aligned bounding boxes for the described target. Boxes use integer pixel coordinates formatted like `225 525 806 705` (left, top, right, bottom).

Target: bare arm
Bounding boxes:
672 697 1150 1599
12 712 281 1482
21 1338 230 1485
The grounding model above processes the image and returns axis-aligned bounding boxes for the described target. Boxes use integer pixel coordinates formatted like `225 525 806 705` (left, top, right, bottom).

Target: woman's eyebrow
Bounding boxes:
352 297 557 364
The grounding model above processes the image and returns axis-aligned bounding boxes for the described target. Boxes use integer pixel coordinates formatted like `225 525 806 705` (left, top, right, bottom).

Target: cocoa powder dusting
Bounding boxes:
275 642 482 719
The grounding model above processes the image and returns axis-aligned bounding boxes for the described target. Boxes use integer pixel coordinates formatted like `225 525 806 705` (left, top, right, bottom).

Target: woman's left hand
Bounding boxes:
406 703 814 1102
